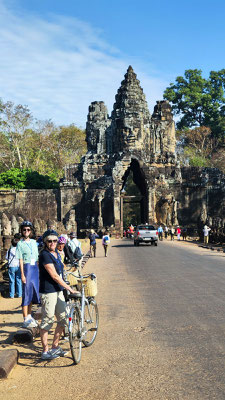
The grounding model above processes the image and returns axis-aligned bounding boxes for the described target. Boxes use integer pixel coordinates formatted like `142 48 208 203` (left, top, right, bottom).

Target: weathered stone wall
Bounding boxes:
0 189 61 235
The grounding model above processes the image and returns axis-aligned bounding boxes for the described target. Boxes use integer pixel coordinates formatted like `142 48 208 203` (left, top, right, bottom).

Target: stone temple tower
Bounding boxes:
61 66 180 233
85 66 176 162
61 66 225 236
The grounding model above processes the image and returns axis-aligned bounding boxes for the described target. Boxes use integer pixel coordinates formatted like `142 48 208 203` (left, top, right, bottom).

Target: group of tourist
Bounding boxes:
5 220 110 361
157 225 186 241
157 224 212 243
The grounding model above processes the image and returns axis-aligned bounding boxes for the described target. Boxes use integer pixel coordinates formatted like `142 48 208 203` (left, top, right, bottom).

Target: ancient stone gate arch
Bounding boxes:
60 66 225 236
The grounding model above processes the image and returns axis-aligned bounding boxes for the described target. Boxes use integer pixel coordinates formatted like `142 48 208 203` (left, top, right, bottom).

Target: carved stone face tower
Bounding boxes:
109 66 151 153
85 66 176 162
61 67 184 233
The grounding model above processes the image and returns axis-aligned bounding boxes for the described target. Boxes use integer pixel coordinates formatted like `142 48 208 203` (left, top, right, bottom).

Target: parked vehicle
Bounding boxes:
134 224 158 246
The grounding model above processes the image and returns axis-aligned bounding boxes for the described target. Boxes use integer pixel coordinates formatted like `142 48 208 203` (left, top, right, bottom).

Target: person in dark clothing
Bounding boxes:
63 242 76 264
182 227 187 240
88 229 99 257
39 229 77 360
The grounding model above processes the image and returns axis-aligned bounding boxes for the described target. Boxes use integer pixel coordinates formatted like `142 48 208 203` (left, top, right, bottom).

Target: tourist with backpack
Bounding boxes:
68 232 83 265
102 230 110 257
5 233 22 298
88 229 99 257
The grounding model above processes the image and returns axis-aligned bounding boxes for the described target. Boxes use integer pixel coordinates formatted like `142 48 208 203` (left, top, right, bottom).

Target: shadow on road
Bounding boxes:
111 244 134 248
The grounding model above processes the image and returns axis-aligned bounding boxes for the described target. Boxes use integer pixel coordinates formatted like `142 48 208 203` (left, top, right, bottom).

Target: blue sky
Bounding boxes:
0 0 225 128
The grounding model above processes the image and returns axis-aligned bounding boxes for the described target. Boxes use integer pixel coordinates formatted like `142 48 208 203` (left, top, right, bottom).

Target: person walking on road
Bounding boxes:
102 230 110 257
158 225 163 241
182 227 187 240
39 229 77 360
170 227 175 241
176 226 181 241
203 225 211 244
164 226 168 239
5 233 22 298
89 229 99 257
16 221 40 328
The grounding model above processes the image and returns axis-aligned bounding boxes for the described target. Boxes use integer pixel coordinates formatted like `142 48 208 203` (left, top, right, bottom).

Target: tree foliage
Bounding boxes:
0 168 58 189
0 100 87 183
164 69 225 171
163 69 225 142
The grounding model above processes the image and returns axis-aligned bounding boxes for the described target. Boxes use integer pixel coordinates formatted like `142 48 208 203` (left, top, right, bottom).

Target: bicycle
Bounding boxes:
64 266 99 364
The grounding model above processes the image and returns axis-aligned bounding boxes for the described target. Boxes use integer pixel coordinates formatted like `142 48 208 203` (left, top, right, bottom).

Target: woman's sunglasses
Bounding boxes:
23 228 31 232
47 239 57 243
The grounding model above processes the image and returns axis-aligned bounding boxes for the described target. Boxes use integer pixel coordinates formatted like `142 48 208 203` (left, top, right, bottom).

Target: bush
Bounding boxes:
0 168 59 189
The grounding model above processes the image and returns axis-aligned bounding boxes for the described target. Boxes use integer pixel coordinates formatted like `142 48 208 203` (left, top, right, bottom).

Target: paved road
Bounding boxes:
1 238 225 400
113 239 225 399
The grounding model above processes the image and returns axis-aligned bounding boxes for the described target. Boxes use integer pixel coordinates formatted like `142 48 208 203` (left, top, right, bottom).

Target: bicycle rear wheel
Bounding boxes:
82 298 99 347
69 307 82 364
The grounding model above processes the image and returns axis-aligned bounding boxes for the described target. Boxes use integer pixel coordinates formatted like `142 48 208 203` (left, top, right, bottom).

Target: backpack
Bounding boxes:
104 235 110 245
74 246 83 260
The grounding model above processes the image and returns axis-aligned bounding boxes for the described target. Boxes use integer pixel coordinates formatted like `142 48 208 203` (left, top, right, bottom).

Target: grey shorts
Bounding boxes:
40 291 67 331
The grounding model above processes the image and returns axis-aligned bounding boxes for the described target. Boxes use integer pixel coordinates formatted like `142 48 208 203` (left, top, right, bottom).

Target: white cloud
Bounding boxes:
0 1 169 127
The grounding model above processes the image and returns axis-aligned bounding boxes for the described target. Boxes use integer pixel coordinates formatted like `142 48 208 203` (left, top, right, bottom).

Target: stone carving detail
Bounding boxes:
155 197 178 226
64 209 77 233
86 101 110 154
11 215 19 235
2 213 11 236
33 218 41 236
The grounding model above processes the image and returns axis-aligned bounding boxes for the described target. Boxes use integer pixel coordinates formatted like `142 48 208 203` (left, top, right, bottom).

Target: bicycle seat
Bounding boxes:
69 292 82 299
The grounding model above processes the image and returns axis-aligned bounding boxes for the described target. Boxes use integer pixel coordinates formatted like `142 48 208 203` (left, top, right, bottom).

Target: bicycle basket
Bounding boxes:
67 273 78 287
77 276 97 297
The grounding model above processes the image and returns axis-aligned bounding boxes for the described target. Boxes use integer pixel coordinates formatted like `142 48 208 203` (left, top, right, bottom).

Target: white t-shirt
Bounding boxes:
5 246 20 268
203 226 211 236
68 238 81 253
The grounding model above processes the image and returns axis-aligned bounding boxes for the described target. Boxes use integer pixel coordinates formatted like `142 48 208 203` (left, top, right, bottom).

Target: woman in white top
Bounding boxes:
5 234 22 298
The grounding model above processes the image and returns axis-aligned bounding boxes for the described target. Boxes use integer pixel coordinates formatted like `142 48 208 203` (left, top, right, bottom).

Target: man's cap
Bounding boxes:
69 232 77 238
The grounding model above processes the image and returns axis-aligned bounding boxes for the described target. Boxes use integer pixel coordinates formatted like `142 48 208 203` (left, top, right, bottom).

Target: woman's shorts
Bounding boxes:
40 291 67 331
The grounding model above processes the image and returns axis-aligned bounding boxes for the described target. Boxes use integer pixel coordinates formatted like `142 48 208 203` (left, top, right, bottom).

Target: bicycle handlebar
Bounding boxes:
67 271 96 280
64 269 96 281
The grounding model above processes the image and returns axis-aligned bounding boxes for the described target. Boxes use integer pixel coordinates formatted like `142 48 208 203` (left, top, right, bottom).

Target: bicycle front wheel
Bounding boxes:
69 307 82 364
82 298 99 347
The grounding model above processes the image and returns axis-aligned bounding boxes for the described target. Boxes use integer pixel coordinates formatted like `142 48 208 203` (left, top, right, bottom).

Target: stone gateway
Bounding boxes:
60 66 225 236
0 66 224 238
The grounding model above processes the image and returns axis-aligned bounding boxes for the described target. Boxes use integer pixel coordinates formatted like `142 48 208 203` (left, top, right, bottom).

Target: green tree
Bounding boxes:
0 100 87 181
163 69 225 142
177 126 215 167
0 101 33 169
0 168 58 189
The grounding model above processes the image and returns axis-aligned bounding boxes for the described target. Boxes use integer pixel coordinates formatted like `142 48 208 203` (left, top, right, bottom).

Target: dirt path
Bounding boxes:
0 239 223 400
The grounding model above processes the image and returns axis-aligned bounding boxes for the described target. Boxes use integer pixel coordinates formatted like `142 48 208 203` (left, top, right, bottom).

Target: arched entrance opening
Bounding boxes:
120 159 148 233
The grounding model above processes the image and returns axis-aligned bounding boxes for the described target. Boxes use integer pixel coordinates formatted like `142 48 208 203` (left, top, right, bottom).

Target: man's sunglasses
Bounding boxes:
47 239 57 243
22 228 31 232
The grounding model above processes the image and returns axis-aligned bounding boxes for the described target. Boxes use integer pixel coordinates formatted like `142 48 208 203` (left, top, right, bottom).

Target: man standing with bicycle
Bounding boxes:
39 229 77 360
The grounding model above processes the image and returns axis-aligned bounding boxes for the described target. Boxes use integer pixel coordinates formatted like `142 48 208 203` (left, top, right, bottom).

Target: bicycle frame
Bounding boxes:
66 268 96 339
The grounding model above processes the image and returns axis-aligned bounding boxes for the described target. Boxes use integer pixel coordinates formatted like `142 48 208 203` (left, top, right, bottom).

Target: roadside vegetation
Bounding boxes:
0 100 86 189
163 69 225 172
